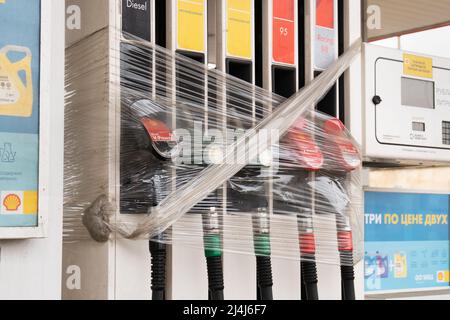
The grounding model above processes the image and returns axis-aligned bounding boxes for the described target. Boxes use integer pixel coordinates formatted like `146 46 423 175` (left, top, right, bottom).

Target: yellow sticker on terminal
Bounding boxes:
177 0 205 53
0 1 5 4
227 0 252 60
403 53 433 79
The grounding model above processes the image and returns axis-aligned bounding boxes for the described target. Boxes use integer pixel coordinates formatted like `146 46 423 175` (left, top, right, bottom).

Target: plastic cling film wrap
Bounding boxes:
64 27 363 266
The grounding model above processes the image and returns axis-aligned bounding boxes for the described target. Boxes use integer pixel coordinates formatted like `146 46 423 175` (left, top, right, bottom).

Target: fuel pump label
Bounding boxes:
314 0 336 70
272 0 295 65
122 0 151 41
177 0 205 53
227 0 252 60
403 54 433 79
0 0 40 228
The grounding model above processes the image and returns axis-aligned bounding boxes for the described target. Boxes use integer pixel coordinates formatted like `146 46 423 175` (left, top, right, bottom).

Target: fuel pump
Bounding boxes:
273 118 322 300
321 118 360 300
121 99 178 300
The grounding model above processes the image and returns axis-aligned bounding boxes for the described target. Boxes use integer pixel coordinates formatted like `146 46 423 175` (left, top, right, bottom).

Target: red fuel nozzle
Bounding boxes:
288 118 324 172
140 117 177 160
323 119 361 172
287 119 322 301
323 118 357 300
140 117 175 142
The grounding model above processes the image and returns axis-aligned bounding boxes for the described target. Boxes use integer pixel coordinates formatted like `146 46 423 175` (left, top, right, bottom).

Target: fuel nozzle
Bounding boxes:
230 172 274 301
140 116 178 161
228 159 273 300
202 207 225 300
322 118 361 301
286 118 323 301
252 207 273 301
129 100 178 301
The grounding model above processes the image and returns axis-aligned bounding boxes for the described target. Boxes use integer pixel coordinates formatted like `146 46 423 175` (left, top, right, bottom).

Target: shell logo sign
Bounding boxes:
0 191 37 215
3 193 21 211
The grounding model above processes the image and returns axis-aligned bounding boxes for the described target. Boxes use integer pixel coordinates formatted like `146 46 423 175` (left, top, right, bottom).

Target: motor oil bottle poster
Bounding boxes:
0 0 40 227
365 191 450 293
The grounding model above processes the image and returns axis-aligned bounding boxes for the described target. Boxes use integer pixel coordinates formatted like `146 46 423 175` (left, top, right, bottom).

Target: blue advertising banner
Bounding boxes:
0 0 40 227
365 191 450 292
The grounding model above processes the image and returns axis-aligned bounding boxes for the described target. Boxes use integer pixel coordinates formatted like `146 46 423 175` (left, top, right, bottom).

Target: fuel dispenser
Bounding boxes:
63 0 362 300
321 118 360 300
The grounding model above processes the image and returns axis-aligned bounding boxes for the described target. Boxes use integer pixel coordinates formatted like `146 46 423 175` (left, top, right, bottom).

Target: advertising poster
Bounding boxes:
365 191 450 293
0 0 40 227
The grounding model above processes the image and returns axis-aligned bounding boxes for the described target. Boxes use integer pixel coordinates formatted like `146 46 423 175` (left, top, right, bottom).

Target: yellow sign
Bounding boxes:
0 1 5 4
403 53 433 79
177 0 205 53
0 45 33 117
23 191 38 215
227 0 252 59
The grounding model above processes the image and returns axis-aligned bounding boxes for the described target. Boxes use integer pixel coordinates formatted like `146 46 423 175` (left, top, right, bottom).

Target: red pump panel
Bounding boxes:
272 0 295 65
316 0 334 29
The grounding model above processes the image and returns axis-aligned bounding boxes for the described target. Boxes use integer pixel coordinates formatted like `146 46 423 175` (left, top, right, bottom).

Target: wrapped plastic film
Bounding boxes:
64 27 363 266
